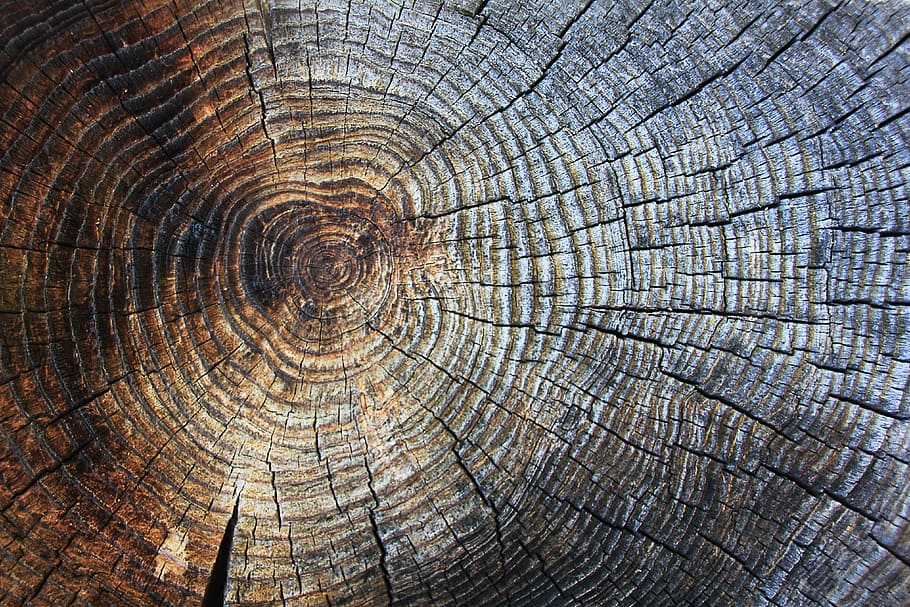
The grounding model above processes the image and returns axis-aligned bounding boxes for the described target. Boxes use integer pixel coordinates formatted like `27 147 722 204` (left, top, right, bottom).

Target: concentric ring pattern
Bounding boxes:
1 0 909 605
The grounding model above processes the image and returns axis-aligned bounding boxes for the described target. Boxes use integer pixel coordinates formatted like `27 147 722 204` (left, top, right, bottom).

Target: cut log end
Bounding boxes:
1 0 909 606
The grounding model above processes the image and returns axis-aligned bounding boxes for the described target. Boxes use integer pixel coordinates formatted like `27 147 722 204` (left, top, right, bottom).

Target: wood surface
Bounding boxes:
1 0 909 605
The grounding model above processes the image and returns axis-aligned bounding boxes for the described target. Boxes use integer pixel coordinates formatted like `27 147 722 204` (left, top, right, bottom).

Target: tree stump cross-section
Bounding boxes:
1 0 909 605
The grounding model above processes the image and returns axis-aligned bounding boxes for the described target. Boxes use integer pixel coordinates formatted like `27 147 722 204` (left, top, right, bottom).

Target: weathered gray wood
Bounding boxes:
1 0 909 605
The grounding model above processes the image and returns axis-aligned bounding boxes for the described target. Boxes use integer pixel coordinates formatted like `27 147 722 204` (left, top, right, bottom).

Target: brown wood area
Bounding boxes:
1 0 909 605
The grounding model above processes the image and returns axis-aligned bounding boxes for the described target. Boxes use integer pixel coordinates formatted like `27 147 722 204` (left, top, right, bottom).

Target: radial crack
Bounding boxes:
363 455 394 605
202 497 240 607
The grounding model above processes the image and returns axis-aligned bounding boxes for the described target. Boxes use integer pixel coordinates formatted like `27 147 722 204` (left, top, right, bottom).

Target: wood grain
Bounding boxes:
1 0 909 605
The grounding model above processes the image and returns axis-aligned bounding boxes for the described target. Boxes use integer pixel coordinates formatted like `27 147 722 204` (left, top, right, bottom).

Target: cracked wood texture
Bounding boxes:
1 0 910 605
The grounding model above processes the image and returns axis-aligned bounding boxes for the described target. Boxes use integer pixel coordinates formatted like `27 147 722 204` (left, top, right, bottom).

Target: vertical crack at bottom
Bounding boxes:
364 456 394 605
368 508 393 606
202 497 240 607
